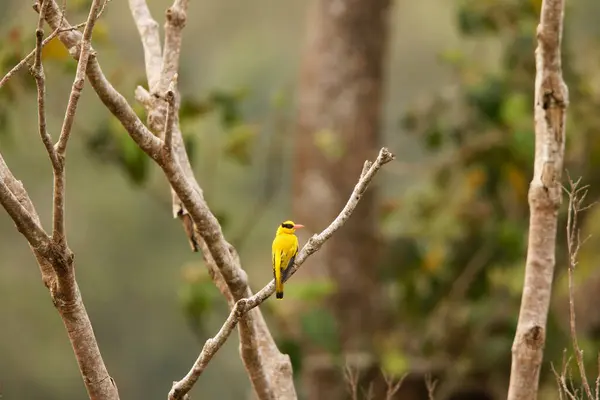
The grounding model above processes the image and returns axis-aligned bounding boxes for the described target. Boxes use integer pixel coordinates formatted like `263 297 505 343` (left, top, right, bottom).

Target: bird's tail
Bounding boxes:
275 269 284 299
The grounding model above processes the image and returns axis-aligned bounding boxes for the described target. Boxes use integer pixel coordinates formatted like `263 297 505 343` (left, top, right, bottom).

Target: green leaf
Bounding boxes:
438 48 465 67
466 76 506 122
111 118 149 185
424 125 444 150
209 88 248 128
300 308 340 355
510 128 534 161
222 124 257 165
180 97 214 121
281 280 336 303
501 93 529 128
277 338 303 376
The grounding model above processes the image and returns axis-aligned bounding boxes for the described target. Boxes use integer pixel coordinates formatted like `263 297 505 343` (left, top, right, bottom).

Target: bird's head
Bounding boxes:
277 220 304 235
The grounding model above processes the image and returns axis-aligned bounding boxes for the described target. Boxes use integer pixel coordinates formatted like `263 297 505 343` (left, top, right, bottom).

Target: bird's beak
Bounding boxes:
294 224 305 229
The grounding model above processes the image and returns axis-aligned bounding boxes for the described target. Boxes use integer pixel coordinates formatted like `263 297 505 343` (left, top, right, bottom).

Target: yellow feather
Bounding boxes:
272 220 303 299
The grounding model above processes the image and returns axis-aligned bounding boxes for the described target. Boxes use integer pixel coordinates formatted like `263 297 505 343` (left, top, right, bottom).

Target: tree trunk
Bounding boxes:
507 0 568 398
293 0 391 398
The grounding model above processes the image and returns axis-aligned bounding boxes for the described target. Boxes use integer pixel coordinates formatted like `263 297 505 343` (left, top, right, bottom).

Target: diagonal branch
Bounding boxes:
127 1 297 398
168 148 395 400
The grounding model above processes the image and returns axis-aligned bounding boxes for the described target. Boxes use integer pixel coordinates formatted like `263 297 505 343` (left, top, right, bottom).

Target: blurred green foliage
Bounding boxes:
381 0 600 393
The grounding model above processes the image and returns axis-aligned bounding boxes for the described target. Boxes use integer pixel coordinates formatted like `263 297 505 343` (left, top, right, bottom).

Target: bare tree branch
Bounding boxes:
168 148 394 400
128 0 199 253
0 2 123 399
128 0 162 89
158 0 187 94
507 0 569 398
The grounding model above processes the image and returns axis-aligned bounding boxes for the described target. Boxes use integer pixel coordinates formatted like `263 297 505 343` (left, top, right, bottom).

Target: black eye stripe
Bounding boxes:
281 223 294 229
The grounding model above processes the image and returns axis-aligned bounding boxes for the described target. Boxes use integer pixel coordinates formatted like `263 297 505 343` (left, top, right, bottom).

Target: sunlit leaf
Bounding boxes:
42 37 70 61
503 164 528 200
465 167 487 194
92 20 109 43
381 349 410 376
313 129 344 161
422 242 446 274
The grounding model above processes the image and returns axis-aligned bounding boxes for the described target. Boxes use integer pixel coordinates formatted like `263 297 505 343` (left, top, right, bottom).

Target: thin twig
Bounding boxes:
32 0 60 169
383 371 407 400
168 148 395 400
0 0 105 91
425 373 438 400
52 0 105 244
564 175 596 400
344 364 360 400
595 354 600 400
362 382 375 400
552 363 566 400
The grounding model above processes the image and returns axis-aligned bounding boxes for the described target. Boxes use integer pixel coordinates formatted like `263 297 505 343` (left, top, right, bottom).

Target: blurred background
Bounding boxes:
2 0 600 399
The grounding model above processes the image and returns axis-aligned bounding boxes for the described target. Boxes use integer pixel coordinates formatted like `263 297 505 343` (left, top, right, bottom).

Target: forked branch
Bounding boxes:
168 148 394 400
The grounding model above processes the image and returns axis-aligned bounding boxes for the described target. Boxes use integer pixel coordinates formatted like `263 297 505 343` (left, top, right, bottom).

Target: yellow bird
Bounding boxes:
272 220 304 299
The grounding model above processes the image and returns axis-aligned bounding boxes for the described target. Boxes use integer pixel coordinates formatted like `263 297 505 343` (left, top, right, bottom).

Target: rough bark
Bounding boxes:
293 0 391 398
507 0 568 398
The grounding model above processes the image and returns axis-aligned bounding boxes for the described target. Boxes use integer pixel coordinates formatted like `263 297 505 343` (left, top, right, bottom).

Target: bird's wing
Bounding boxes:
282 239 298 281
282 253 295 282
